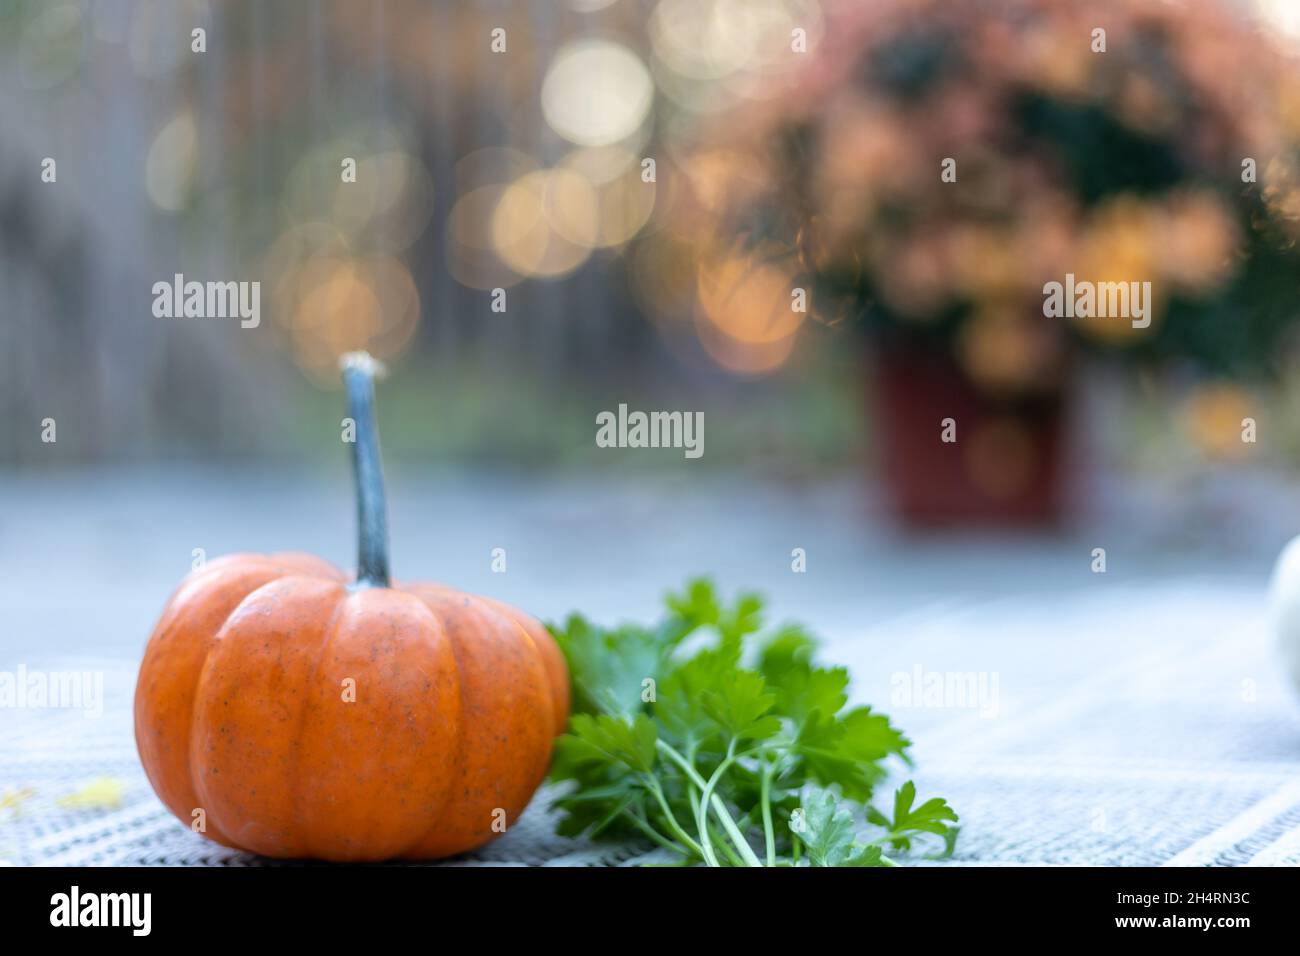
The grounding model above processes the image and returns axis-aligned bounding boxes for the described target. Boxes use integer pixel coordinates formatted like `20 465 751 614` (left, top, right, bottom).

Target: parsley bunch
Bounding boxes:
547 579 958 866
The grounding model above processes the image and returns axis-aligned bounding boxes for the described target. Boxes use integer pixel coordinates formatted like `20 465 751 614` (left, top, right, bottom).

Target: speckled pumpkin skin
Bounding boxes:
134 552 570 862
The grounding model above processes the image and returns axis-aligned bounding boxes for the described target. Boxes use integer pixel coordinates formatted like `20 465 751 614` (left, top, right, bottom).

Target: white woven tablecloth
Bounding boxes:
4 582 1298 866
3 470 1300 866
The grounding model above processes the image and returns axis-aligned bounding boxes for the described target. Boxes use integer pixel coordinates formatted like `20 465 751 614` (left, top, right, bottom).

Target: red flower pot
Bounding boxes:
870 341 1069 527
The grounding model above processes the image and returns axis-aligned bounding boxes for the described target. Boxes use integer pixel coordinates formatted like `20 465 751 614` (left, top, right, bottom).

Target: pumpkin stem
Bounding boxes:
341 352 391 589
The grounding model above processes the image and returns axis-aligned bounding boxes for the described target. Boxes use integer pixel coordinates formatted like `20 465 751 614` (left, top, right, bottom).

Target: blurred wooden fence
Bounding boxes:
0 0 671 465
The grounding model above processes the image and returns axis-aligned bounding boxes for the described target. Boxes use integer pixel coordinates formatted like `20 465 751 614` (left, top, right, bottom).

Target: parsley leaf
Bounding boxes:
701 671 781 742
563 714 658 774
551 615 668 718
792 789 885 867
547 581 957 866
867 781 960 853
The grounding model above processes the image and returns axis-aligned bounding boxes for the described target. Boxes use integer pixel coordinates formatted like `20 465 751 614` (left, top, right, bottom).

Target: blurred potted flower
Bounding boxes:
664 0 1300 525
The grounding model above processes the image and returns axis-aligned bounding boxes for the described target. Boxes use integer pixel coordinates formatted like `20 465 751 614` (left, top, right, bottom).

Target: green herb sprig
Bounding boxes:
547 579 958 866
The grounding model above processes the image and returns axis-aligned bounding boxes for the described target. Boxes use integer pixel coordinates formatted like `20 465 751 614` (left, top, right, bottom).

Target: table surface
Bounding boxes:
4 467 1300 866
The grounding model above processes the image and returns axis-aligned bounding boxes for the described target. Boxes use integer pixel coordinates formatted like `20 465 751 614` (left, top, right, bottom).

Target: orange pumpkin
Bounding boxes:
134 353 569 861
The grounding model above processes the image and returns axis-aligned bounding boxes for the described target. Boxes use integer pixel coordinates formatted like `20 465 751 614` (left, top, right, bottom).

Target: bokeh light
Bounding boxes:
129 0 209 79
491 169 595 279
649 0 823 113
692 248 805 373
145 110 198 212
561 147 657 247
542 39 653 147
18 2 82 90
1182 383 1256 461
284 255 420 384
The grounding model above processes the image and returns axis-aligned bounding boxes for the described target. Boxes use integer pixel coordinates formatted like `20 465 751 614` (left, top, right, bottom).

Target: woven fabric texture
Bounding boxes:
4 581 1299 866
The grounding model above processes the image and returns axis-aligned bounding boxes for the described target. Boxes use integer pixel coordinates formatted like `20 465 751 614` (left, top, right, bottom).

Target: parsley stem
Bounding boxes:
714 828 744 867
643 777 703 858
717 793 763 867
680 754 739 864
656 739 762 867
685 753 702 822
695 744 732 866
656 740 711 795
760 763 776 867
625 807 688 856
696 740 765 868
675 744 719 864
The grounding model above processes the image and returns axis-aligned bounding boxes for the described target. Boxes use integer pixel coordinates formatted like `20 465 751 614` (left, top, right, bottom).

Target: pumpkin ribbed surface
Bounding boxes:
134 551 569 862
